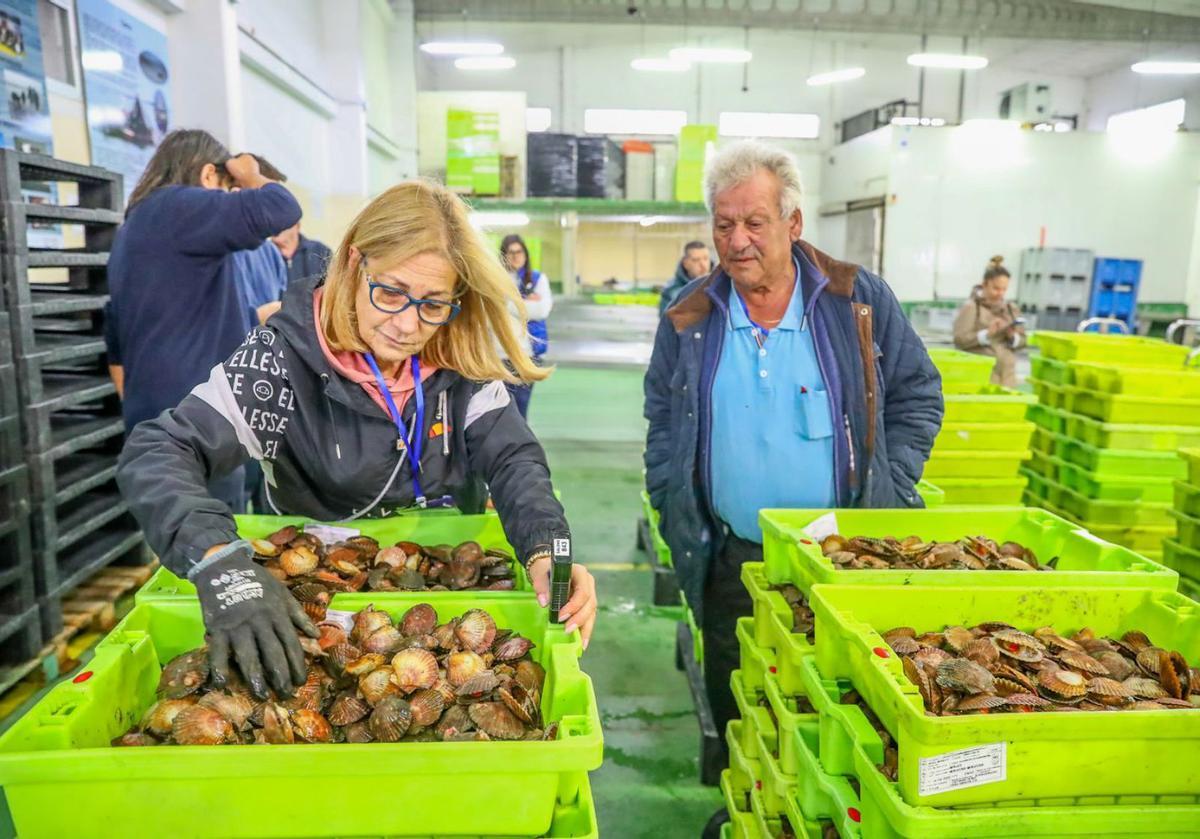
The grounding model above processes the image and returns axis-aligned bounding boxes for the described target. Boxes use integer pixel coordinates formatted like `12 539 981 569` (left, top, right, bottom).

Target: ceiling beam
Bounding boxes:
412 0 1200 43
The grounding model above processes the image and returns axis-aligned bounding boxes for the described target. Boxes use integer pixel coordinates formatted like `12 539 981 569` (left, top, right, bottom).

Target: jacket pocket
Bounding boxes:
797 387 834 439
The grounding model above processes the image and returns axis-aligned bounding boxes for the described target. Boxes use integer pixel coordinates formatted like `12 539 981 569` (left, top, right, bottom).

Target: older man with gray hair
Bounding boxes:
644 141 942 795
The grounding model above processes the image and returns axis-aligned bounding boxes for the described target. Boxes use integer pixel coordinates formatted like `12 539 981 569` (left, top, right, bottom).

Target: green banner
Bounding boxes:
675 124 717 203
447 108 500 196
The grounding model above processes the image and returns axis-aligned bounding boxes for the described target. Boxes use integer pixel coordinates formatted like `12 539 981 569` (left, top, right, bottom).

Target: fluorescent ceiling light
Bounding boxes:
420 41 504 56
631 57 692 72
583 108 688 136
669 47 752 64
890 116 920 126
455 56 516 70
470 211 529 228
907 53 988 70
526 107 552 133
806 67 865 86
1131 61 1200 75
719 111 820 139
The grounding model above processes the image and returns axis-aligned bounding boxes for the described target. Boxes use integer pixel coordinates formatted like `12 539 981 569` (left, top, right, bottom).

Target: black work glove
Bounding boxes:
189 540 318 699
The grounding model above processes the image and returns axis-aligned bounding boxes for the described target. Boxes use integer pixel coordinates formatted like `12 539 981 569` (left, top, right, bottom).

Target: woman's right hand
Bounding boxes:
191 541 318 698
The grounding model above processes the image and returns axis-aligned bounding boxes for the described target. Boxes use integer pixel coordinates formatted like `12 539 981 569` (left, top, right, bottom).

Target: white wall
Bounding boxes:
875 126 1200 303
235 0 326 87
1083 68 1200 132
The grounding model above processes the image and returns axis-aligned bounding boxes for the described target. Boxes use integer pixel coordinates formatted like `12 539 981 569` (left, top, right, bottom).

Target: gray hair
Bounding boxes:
704 140 804 218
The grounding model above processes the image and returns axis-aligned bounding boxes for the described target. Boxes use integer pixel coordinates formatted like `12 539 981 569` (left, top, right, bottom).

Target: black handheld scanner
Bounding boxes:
550 531 572 623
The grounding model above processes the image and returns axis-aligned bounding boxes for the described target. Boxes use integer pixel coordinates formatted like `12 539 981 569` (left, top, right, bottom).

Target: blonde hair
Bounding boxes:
319 180 548 385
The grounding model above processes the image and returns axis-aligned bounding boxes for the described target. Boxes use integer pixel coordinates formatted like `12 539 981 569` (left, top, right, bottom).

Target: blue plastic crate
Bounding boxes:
1088 257 1142 329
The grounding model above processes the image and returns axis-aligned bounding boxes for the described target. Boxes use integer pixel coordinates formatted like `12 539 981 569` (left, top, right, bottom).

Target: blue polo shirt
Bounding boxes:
710 258 836 542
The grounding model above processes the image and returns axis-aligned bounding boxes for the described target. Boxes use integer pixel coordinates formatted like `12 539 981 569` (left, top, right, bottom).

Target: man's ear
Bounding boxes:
789 208 804 243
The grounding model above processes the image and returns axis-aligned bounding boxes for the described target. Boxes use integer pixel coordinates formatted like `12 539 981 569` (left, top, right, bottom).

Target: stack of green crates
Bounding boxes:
725 505 1197 839
926 348 1034 505
1022 332 1200 562
1165 449 1200 598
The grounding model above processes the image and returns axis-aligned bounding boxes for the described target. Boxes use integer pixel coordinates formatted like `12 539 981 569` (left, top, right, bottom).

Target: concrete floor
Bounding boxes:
528 365 722 838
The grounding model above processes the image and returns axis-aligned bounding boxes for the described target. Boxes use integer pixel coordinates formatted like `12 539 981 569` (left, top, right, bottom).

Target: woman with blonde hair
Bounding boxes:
118 180 596 699
952 255 1026 387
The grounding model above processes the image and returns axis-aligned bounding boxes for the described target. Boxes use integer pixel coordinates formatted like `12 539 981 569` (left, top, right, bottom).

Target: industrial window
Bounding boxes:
583 108 688 136
719 111 820 140
526 107 552 133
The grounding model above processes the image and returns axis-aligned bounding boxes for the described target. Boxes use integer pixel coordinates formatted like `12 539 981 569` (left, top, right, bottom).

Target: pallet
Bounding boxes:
679 620 723 787
36 525 150 640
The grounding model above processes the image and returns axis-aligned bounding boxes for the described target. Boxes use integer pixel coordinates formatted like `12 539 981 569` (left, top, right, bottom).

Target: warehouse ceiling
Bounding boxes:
411 0 1200 42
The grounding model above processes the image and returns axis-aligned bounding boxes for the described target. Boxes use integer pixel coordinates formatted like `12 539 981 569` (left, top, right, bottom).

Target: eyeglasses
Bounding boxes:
504 248 525 256
363 265 461 325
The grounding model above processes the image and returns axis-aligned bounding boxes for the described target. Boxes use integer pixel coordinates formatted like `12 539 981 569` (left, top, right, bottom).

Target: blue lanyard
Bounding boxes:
363 353 427 505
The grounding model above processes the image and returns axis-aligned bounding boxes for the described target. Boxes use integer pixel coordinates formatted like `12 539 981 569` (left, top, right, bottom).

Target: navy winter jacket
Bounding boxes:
644 241 943 619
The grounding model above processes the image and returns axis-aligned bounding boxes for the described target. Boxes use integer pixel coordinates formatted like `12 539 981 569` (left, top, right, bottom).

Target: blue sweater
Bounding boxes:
232 240 288 332
106 183 302 430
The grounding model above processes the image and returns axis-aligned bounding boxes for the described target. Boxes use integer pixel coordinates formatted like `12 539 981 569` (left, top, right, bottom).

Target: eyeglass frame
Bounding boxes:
361 256 462 325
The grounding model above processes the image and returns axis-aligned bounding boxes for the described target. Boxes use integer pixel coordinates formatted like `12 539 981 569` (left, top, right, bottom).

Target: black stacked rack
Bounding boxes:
0 308 40 691
0 151 150 646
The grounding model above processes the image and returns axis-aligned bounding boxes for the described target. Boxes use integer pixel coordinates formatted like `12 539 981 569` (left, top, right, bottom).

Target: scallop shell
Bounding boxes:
820 534 850 556
327 642 363 674
1034 627 1084 653
359 666 401 706
351 605 393 645
455 609 498 654
456 669 501 698
158 649 210 699
327 691 371 726
432 622 459 651
281 668 326 713
325 545 364 571
267 525 298 546
437 703 474 738
1121 630 1153 653
344 721 375 743
291 709 333 743
374 546 407 569
344 653 388 677
198 692 255 731
280 546 320 577
1123 676 1168 699
1058 650 1110 676
390 649 439 694
447 650 487 687
1003 692 1052 709
362 626 406 656
1094 651 1135 682
1161 650 1188 700
291 583 331 605
302 601 328 624
935 659 995 695
888 636 922 656
261 703 294 744
369 696 412 742
493 634 535 662
316 622 347 650
140 697 198 737
1038 667 1088 699
515 660 547 694
409 688 446 727
468 701 526 740
991 629 1045 663
1130 700 1167 711
1087 677 1133 699
400 603 439 637
171 705 234 745
962 637 1000 669
112 732 159 747
1136 647 1165 676
498 683 540 726
953 693 1008 713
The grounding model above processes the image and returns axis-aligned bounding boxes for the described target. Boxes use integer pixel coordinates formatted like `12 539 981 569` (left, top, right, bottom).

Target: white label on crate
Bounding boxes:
323 609 357 634
802 512 840 542
304 523 361 542
918 742 1007 797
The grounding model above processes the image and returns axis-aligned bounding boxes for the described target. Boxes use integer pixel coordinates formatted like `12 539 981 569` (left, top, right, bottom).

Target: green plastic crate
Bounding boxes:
1057 437 1188 479
1066 387 1200 426
1024 450 1058 481
1028 355 1074 386
942 385 1035 423
1070 362 1200 398
786 722 863 839
808 583 1200 807
754 711 796 817
915 479 943 508
785 786 854 839
731 670 770 765
1019 468 1049 502
721 769 758 839
1029 426 1056 456
136 513 529 602
1174 480 1200 517
933 422 1033 451
804 658 1200 838
1184 449 1200 486
922 450 1030 480
931 477 1027 505
1170 507 1200 549
758 507 1177 597
1045 477 1172 526
682 592 704 666
750 785 786 837
763 669 818 778
926 348 995 388
1025 402 1068 434
0 597 602 838
1029 378 1070 410
1163 538 1200 583
1057 460 1175 503
1032 331 1190 366
1066 414 1200 451
743 561 792 652
726 716 759 792
737 616 775 693
640 490 672 570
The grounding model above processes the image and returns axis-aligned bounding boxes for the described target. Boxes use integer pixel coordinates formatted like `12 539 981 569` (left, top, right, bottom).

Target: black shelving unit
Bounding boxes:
0 151 150 645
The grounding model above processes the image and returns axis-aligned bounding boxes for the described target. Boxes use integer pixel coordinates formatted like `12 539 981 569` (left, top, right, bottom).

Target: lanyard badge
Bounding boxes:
363 353 427 504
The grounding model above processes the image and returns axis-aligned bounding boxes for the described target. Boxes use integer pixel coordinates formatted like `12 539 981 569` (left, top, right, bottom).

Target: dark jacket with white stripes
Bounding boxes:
116 275 567 579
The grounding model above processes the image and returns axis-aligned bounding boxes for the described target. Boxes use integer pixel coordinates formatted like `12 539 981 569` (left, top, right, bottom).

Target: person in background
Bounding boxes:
118 180 596 700
658 240 712 316
232 155 291 332
952 256 1026 387
273 221 332 286
643 141 942 837
105 129 301 513
500 234 553 418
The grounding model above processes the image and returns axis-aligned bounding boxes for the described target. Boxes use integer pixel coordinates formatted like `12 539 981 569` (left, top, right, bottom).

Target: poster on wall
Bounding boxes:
0 0 58 246
77 0 170 202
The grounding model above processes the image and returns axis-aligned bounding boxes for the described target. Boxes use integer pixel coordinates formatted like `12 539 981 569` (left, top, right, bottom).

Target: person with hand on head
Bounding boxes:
952 256 1026 387
105 129 302 513
658 240 712 316
117 180 598 699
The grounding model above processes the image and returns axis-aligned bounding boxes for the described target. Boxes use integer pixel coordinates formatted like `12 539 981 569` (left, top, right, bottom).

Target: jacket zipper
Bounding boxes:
319 374 343 460
843 414 857 484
